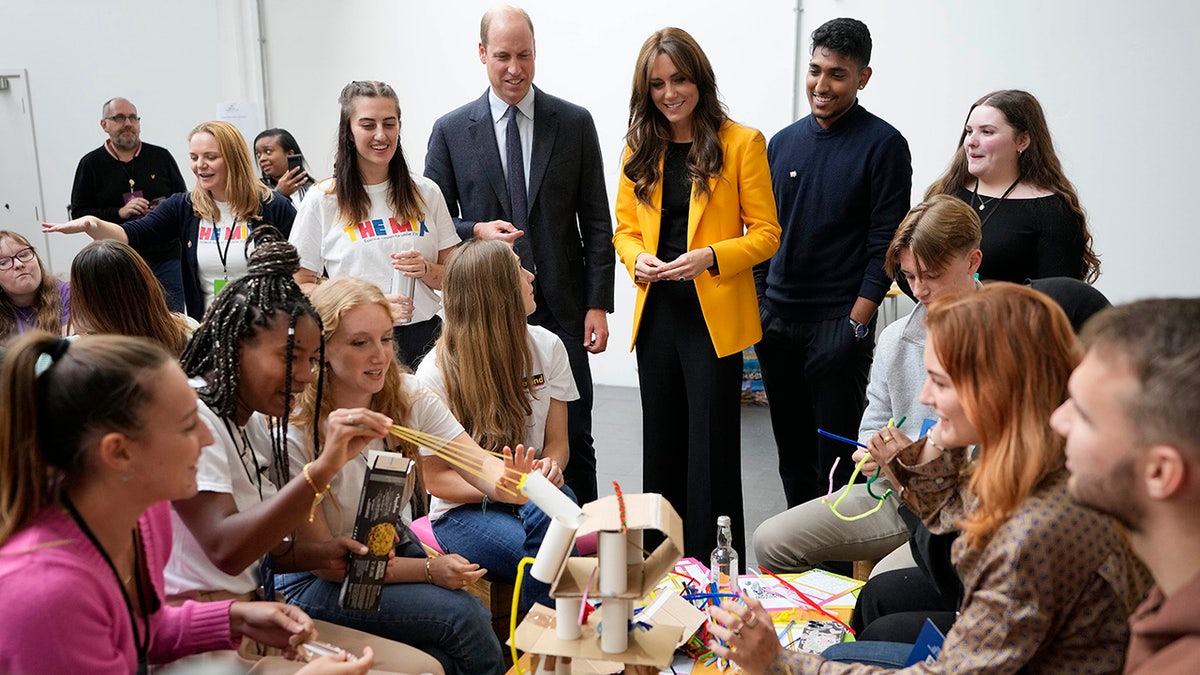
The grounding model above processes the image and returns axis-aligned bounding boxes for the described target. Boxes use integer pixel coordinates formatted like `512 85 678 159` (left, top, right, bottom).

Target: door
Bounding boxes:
0 69 56 272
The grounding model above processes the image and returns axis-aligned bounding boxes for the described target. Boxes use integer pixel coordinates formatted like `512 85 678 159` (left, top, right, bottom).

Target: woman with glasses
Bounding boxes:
0 231 69 343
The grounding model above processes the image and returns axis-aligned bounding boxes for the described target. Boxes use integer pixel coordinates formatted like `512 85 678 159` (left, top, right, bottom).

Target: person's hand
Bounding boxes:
634 252 666 283
584 308 609 354
707 595 779 675
119 197 150 219
867 426 913 468
382 292 414 326
317 408 391 473
425 553 487 590
533 457 565 488
297 646 375 675
390 249 428 280
277 166 309 197
229 601 317 658
656 247 715 283
495 444 537 504
42 217 96 236
473 219 525 244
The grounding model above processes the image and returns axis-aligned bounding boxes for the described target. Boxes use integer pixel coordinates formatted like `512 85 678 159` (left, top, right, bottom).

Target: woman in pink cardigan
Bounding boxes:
0 332 370 673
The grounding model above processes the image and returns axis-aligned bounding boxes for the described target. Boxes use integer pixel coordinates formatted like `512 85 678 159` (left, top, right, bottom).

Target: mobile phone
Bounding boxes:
287 153 305 174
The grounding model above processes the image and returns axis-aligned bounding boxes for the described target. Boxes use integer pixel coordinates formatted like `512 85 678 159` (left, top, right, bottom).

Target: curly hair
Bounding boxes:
811 17 872 67
180 226 323 485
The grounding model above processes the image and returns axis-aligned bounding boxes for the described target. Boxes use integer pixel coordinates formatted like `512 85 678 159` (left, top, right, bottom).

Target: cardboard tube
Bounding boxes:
598 531 627 595
521 472 583 521
531 514 579 583
555 596 582 640
600 598 630 654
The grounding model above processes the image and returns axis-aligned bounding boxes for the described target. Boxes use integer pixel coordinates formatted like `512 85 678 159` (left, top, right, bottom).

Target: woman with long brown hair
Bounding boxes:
0 231 68 343
69 240 193 355
612 27 779 559
290 80 460 368
926 90 1100 284
708 284 1149 673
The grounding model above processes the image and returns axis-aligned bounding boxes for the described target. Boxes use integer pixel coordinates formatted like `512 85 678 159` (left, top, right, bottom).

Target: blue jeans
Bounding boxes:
432 485 577 610
276 570 504 675
821 640 912 668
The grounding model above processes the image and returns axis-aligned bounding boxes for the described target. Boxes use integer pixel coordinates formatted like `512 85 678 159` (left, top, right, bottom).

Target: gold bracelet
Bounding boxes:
302 462 330 523
425 557 434 584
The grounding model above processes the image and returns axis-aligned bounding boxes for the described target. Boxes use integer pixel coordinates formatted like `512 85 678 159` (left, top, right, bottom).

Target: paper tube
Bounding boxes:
531 514 579 583
521 472 583 521
598 531 627 595
600 598 631 654
555 596 582 640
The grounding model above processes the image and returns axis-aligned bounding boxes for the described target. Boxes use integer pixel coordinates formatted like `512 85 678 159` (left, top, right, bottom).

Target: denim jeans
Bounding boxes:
276 570 504 675
432 485 578 610
821 640 912 668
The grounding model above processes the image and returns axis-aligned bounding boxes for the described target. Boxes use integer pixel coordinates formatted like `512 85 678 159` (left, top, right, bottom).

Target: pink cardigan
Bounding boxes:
0 501 238 673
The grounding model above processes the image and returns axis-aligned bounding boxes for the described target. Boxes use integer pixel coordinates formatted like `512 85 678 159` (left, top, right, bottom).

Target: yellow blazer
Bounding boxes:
613 121 781 358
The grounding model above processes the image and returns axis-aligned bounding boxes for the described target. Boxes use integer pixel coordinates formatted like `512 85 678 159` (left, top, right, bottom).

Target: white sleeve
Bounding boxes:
195 406 235 495
418 176 462 251
289 185 328 274
544 334 579 403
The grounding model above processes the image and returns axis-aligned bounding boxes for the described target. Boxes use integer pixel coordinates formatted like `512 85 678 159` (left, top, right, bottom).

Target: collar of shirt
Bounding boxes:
489 88 535 186
104 138 143 161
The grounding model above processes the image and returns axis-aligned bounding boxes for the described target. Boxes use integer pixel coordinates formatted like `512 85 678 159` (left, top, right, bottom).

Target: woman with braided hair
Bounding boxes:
164 226 442 672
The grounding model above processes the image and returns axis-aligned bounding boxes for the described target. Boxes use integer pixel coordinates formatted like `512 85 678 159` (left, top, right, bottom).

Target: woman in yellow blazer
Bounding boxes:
612 27 780 559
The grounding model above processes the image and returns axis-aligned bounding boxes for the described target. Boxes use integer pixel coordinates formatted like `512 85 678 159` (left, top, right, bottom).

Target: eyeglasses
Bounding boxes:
105 114 141 124
0 247 37 271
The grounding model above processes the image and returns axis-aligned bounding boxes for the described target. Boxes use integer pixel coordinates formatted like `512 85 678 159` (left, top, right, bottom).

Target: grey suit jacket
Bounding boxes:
424 87 615 333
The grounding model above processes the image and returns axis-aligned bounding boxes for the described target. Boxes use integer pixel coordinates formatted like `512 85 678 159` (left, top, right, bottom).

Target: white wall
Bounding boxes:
0 0 223 270
3 1 1199 388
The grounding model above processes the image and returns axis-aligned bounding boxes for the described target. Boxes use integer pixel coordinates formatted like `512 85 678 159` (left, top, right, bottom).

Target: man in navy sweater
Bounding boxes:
755 18 912 508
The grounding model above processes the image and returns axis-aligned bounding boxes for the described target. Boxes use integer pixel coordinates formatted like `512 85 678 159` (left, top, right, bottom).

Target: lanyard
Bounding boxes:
214 219 241 280
971 177 1021 229
223 418 265 501
63 496 150 675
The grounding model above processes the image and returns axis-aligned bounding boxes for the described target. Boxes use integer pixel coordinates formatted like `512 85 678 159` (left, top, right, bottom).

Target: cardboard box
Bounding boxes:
338 452 414 611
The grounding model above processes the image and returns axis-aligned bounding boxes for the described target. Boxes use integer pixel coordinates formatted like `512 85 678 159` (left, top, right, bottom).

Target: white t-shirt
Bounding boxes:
285 374 466 537
165 401 279 596
289 176 461 323
414 325 579 520
195 201 251 310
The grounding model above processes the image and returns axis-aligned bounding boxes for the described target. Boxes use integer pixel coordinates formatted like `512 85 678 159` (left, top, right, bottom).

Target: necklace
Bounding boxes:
971 177 1020 212
63 496 150 675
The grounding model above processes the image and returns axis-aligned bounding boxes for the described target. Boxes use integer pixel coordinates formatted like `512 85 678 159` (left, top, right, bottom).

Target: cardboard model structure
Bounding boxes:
512 473 704 673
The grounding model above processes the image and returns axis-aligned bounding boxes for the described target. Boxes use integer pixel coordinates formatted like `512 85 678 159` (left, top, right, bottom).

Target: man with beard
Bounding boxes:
70 97 187 309
1053 298 1200 673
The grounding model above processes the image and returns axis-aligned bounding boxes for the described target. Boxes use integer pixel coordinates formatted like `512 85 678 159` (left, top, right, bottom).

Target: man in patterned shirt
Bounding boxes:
1054 297 1200 673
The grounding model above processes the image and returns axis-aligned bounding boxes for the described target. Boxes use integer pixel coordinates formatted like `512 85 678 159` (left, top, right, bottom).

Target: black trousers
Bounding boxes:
636 281 744 560
850 567 959 642
756 305 875 508
530 294 598 505
393 315 442 370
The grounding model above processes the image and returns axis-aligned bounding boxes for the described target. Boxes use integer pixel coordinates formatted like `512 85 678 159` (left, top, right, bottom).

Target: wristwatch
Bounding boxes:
849 317 869 340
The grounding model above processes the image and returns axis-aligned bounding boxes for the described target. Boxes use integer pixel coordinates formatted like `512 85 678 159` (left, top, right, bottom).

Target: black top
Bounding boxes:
656 141 692 262
70 143 187 223
953 188 1086 283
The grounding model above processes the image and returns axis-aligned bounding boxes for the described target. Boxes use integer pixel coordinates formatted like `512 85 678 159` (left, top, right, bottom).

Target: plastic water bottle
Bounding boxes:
710 515 738 597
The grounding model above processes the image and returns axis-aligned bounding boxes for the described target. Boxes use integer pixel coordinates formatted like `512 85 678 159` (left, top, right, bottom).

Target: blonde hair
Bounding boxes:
437 239 533 451
885 195 981 281
294 277 413 455
188 120 275 224
924 283 1080 549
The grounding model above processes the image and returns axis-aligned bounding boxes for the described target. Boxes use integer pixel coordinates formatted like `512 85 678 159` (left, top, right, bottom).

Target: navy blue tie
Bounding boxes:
506 105 534 272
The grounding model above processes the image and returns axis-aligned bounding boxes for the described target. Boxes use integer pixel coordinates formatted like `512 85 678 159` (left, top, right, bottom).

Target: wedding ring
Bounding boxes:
348 414 357 425
678 275 686 282
882 434 893 443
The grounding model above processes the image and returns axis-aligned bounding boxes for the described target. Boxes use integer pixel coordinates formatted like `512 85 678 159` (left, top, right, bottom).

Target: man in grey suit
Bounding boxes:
425 4 615 504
